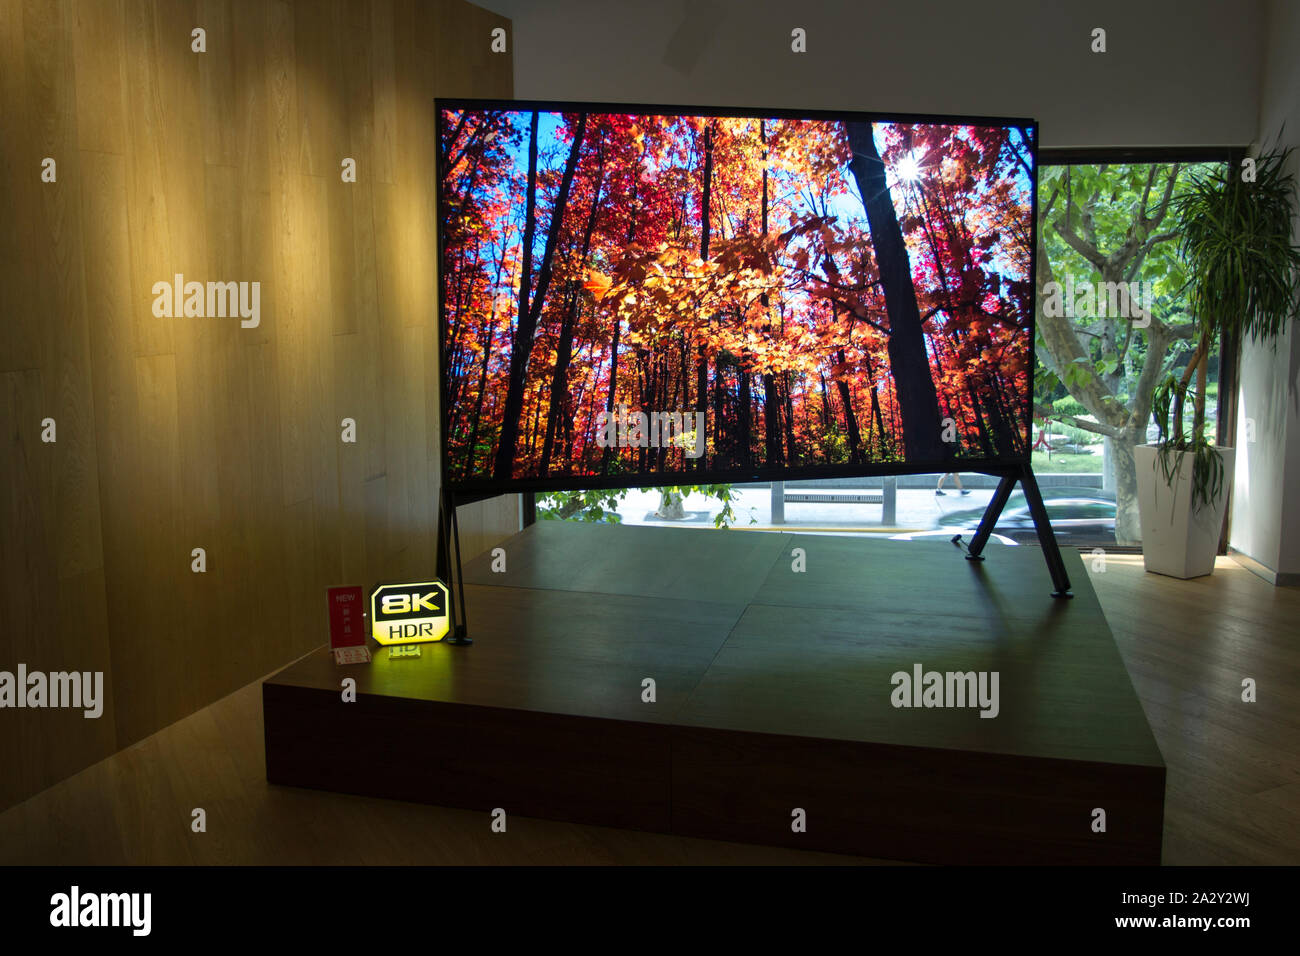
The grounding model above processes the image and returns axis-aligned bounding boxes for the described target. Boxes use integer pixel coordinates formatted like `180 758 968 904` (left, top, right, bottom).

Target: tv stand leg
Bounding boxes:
437 487 474 644
964 467 1073 599
966 473 1017 561
1018 465 1073 599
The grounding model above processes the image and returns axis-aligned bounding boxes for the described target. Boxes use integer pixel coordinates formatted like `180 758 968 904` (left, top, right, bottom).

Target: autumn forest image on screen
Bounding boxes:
439 106 1034 486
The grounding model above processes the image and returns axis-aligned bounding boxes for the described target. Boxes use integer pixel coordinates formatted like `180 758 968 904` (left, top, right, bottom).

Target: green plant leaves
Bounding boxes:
535 483 754 527
1151 373 1225 513
1173 146 1300 347
1151 437 1225 514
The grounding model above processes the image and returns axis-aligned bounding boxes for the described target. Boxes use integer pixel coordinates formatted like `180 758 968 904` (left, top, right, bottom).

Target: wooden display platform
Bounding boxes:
263 521 1165 863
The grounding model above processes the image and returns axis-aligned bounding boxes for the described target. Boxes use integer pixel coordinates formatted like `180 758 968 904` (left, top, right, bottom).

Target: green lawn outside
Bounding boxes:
1031 449 1104 473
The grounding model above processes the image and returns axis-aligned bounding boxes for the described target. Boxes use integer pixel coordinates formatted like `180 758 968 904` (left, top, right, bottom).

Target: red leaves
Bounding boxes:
442 109 1032 475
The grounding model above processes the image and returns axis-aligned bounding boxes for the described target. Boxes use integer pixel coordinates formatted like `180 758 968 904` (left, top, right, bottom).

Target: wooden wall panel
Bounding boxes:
0 0 517 811
427 0 522 562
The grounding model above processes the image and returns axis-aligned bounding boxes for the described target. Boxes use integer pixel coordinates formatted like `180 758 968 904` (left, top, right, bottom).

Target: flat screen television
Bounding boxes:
437 99 1037 495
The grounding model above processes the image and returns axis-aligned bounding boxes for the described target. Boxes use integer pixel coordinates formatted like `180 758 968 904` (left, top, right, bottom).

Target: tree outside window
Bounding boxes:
1034 161 1224 546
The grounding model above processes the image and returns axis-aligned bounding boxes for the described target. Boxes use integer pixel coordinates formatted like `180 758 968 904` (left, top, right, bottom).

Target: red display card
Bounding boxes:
327 586 366 649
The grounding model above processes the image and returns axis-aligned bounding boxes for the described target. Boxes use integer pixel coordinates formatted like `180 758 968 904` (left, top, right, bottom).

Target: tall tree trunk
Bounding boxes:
542 140 605 474
493 112 588 479
713 357 727 464
963 379 995 457
464 319 495 476
783 369 796 463
869 386 886 456
1114 426 1143 545
539 290 577 475
600 181 636 474
834 347 863 463
861 352 889 456
694 123 713 470
455 238 508 460
845 122 947 463
754 119 784 468
762 374 782 465
737 364 752 468
984 372 1018 455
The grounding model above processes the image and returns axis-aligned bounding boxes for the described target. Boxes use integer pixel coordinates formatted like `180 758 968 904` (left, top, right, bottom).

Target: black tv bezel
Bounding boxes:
435 97 1039 496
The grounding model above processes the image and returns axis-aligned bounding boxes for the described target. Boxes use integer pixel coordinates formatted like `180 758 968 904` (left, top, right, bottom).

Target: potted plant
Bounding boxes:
1136 146 1300 578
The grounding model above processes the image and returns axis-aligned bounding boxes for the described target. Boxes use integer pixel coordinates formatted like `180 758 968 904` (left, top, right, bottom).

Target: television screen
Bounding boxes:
437 100 1035 492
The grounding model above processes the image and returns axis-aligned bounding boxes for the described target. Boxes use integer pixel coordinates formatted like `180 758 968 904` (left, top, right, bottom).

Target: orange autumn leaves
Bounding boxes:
582 270 612 300
439 108 1033 482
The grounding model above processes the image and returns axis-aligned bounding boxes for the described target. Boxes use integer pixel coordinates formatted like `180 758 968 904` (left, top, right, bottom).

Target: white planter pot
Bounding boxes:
1134 444 1234 579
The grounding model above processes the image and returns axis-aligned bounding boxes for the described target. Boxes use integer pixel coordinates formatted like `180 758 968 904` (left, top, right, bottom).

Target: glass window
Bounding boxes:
1034 160 1225 549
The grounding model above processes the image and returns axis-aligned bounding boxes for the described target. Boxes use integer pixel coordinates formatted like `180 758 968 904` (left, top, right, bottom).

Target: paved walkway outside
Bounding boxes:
616 482 997 533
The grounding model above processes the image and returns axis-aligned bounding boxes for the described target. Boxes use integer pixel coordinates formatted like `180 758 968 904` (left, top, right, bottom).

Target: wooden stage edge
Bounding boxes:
263 522 1166 864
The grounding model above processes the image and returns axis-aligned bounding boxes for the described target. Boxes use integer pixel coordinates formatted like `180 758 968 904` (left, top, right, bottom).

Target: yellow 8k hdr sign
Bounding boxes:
369 581 451 645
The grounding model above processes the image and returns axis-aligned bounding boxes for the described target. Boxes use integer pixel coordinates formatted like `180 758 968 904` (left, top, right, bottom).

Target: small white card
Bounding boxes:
333 645 372 665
